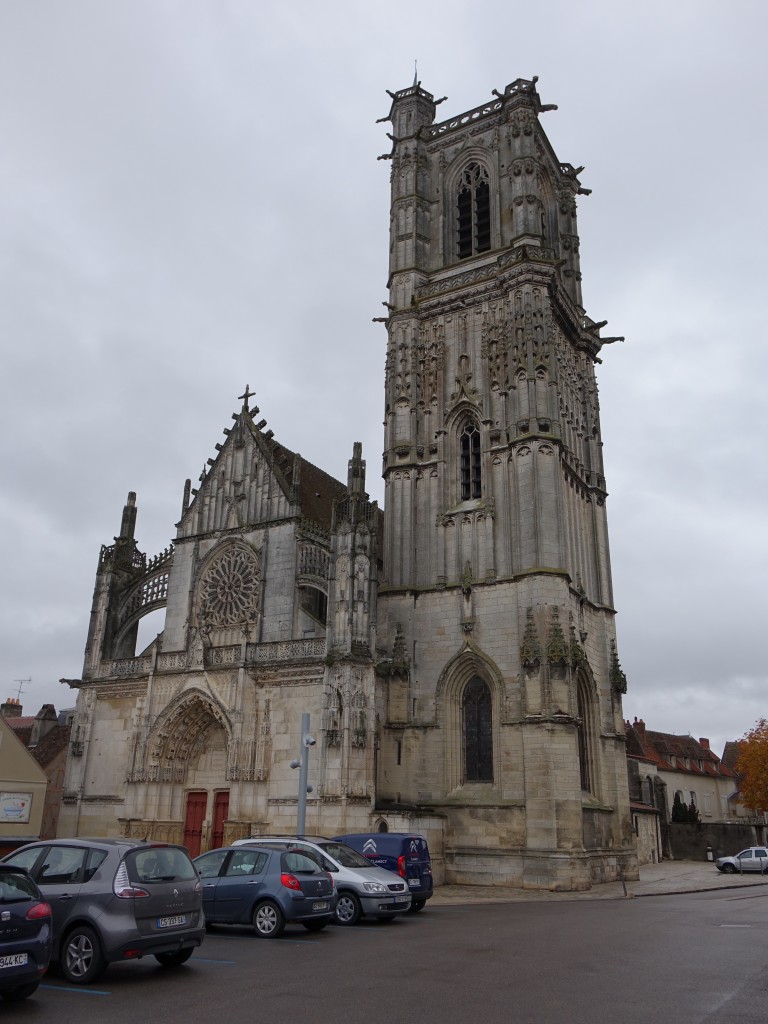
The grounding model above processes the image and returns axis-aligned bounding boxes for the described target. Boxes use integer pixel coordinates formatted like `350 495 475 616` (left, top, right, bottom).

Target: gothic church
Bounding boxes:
59 77 638 890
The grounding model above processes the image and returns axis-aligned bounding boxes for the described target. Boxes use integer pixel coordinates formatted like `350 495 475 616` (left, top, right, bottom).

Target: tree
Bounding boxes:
735 719 768 815
672 791 687 822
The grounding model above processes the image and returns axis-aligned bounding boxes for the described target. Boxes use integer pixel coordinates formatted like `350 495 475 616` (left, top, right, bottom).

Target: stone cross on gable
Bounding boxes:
238 384 255 411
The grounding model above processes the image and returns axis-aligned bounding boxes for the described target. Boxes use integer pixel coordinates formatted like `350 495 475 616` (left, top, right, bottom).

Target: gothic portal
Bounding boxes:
59 78 637 890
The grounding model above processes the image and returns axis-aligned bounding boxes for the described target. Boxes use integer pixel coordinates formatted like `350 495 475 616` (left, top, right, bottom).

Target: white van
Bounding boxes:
232 835 411 924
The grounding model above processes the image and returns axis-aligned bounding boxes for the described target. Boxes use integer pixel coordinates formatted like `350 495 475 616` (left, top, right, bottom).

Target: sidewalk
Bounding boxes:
430 861 768 905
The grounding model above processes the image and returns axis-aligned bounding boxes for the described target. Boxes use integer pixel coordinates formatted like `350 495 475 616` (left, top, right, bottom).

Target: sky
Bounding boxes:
1 0 766 757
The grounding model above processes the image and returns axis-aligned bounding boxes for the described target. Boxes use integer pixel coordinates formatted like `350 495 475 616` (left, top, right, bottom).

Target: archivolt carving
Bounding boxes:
144 690 231 783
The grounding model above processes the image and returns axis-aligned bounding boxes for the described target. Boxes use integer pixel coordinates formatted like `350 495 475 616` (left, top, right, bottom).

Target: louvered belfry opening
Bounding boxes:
457 162 491 259
460 421 481 500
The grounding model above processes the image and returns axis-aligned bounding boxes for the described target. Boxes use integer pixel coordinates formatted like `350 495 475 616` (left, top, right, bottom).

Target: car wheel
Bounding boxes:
722 864 737 874
253 901 285 938
0 981 40 1002
302 917 331 932
408 900 426 913
334 892 362 926
61 925 106 984
155 948 195 967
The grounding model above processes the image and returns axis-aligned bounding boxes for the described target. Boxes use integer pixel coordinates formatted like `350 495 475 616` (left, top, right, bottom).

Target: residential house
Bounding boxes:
1 699 72 840
626 719 737 822
0 711 47 853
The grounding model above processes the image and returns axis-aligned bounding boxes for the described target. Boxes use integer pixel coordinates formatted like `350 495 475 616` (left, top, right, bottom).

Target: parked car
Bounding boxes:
194 845 336 937
715 846 768 873
232 836 411 924
333 832 434 911
0 865 52 1002
1 839 205 984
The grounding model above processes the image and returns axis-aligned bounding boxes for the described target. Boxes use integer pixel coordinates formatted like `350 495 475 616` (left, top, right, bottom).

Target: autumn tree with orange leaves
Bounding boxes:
735 719 768 814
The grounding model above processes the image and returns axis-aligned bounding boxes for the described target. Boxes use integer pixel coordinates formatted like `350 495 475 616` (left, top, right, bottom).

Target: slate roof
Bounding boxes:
625 719 735 779
29 725 71 769
721 740 743 776
4 717 34 747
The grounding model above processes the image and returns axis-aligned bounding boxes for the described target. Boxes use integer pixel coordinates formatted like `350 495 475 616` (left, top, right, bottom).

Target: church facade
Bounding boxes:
59 77 637 890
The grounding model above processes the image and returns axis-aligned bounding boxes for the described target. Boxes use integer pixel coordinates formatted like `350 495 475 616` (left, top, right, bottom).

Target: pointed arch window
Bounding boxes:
460 421 481 500
576 678 593 793
457 162 491 260
463 677 493 782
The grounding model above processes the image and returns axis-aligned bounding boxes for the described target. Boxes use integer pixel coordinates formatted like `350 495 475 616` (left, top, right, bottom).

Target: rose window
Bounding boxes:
198 545 261 626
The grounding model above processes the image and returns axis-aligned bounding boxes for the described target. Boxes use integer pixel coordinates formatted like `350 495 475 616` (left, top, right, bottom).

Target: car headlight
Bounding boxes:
362 882 388 894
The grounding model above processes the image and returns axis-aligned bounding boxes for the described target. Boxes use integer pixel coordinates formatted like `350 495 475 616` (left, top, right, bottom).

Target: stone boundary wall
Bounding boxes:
669 822 767 861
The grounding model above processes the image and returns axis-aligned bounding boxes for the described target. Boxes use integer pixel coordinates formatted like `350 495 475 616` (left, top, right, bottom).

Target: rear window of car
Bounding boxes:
0 870 39 902
282 851 325 875
128 847 197 883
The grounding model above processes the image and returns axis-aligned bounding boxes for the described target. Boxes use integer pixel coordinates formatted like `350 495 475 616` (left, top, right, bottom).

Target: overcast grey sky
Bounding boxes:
1 0 766 756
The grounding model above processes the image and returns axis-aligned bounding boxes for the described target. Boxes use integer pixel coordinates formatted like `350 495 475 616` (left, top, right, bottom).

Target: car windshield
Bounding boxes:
317 842 376 868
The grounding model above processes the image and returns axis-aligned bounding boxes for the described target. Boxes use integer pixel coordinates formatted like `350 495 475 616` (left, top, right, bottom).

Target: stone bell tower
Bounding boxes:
375 77 637 890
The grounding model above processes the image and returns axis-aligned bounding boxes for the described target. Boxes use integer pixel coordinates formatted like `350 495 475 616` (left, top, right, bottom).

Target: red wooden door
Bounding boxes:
212 791 229 849
183 791 207 858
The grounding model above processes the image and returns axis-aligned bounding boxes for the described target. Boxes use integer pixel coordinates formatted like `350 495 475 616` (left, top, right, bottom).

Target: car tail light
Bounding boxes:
397 855 407 878
113 860 150 899
281 873 302 891
326 872 335 890
25 902 51 921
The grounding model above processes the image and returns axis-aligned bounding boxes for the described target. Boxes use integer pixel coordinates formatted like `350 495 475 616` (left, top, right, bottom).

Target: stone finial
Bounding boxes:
347 442 366 497
546 606 569 665
569 615 586 667
610 640 628 694
520 608 542 668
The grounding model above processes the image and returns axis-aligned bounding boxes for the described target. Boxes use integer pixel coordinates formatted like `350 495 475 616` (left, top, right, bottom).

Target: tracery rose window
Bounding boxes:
198 545 261 626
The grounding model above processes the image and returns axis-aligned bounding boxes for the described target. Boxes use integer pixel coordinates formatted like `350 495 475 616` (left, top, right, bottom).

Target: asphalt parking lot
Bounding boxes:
24 879 768 1024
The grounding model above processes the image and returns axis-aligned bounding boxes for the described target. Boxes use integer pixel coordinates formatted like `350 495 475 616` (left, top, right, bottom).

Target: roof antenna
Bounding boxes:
12 677 30 702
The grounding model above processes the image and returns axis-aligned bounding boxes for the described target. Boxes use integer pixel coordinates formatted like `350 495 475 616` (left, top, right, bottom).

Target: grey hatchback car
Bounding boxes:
1 839 205 984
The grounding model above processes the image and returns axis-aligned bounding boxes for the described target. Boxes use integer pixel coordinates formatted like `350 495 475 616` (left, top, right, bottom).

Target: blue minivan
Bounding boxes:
333 833 433 911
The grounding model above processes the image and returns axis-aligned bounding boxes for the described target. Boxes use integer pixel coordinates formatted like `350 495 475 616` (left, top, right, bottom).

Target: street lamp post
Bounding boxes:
290 712 315 835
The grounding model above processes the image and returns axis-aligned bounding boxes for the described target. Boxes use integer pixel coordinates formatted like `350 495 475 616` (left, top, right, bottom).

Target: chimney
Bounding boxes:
29 704 58 748
699 737 710 750
1 697 23 718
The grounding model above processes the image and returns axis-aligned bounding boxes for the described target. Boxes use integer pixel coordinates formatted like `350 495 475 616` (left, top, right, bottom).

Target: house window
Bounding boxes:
463 677 492 782
460 421 481 500
457 162 491 259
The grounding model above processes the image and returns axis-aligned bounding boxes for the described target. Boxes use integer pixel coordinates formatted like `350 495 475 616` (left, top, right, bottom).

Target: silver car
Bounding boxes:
715 846 768 873
1 839 205 984
232 836 411 924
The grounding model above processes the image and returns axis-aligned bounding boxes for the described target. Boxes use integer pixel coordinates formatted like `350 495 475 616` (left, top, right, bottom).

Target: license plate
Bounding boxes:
408 879 419 887
157 915 186 928
312 901 328 911
395 895 410 903
0 953 28 969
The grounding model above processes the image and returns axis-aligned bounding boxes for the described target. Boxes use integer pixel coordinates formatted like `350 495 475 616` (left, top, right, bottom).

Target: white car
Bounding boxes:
715 847 768 873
